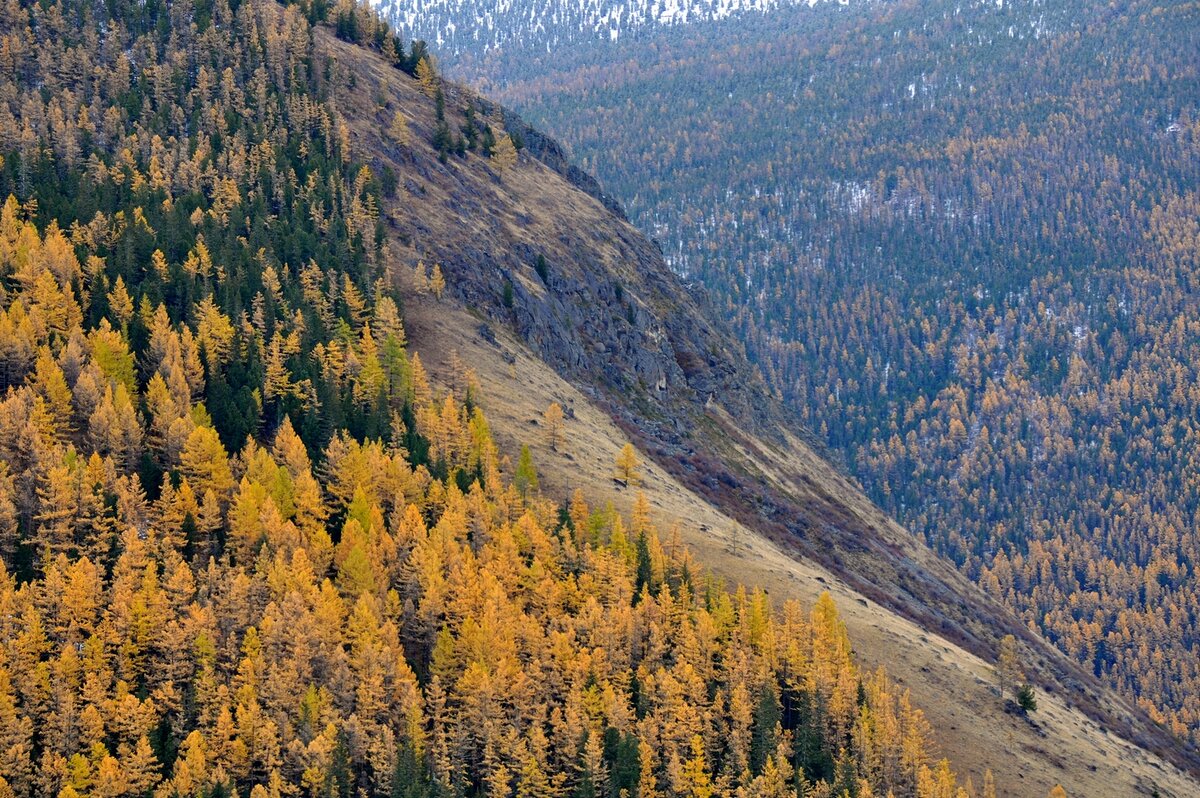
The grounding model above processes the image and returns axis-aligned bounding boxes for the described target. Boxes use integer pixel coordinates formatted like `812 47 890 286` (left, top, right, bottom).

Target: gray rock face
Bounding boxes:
389 92 779 450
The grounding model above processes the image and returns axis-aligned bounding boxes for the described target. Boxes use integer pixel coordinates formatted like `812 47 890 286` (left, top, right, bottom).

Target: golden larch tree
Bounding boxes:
543 402 565 450
416 57 438 98
388 110 411 147
491 134 518 175
429 264 446 300
996 634 1023 702
615 442 643 486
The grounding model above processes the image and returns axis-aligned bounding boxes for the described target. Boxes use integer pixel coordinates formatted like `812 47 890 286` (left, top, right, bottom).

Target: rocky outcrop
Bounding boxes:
373 82 778 448
439 191 776 446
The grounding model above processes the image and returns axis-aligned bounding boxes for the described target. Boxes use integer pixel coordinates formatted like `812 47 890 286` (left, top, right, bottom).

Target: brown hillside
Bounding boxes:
315 25 1199 797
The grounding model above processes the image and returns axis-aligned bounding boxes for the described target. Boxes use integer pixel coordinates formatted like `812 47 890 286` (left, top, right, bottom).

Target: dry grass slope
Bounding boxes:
402 296 1199 798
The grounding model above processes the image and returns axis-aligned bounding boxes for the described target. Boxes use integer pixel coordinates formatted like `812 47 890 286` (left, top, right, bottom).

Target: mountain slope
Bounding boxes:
314 23 1200 796
390 0 1200 756
403 297 1200 798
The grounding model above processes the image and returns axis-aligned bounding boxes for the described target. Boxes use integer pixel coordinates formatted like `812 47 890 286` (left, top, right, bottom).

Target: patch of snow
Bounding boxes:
374 0 848 55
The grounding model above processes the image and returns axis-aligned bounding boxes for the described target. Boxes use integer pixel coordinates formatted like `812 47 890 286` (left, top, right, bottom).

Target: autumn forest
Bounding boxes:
0 1 1001 798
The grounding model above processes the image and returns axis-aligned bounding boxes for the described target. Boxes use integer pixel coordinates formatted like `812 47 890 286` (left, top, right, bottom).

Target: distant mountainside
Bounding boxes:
390 0 1200 757
374 0 845 55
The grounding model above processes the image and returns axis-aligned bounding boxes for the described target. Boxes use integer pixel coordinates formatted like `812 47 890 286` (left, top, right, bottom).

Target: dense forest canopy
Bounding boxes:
0 0 992 797
392 0 1200 745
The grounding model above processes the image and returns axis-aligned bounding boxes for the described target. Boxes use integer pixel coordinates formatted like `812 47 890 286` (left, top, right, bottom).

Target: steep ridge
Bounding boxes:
396 0 1200 745
316 25 1200 795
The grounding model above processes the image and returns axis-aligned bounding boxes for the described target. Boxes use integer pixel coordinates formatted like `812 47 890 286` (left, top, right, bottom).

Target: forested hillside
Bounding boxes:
372 0 842 57
0 0 995 797
393 0 1200 748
